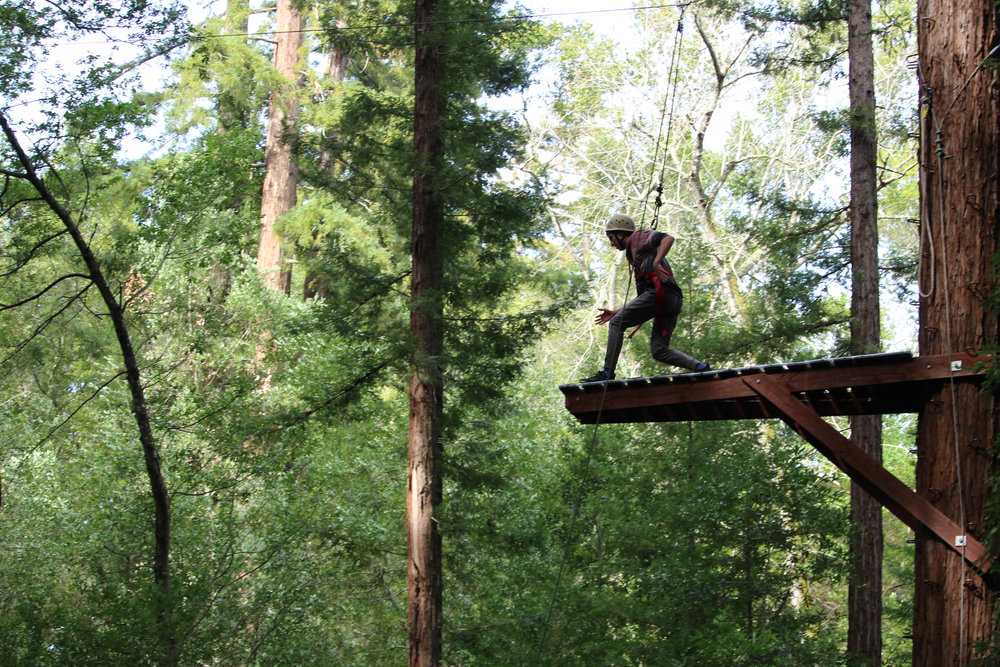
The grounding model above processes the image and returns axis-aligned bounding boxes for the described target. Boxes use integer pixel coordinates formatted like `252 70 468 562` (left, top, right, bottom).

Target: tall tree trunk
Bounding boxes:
914 1 999 664
846 0 882 664
257 0 304 294
408 0 444 664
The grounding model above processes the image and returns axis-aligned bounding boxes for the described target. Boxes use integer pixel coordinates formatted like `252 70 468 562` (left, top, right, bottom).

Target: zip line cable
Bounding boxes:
50 3 694 47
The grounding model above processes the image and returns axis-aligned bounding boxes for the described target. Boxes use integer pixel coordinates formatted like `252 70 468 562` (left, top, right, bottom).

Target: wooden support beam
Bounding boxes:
743 374 990 573
563 353 990 423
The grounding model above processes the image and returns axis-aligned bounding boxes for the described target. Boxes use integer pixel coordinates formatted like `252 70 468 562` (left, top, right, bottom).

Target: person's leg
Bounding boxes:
579 292 657 382
602 291 657 374
649 295 708 372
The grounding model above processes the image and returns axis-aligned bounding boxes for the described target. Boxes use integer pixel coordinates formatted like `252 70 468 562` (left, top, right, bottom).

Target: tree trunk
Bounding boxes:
846 0 882 664
257 0 304 294
408 0 444 664
914 1 999 664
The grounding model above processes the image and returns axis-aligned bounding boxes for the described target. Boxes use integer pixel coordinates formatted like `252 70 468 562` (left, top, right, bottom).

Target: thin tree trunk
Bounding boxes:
688 16 749 327
914 1 999 664
0 114 177 666
846 0 882 664
257 0 304 294
408 0 444 664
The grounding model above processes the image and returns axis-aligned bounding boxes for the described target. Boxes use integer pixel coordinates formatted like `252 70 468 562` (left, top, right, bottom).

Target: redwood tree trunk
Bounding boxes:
408 0 444 664
257 0 304 294
914 1 999 664
846 0 883 663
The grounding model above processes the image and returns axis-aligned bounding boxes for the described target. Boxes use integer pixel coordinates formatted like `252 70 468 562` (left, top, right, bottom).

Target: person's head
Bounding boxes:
605 213 635 250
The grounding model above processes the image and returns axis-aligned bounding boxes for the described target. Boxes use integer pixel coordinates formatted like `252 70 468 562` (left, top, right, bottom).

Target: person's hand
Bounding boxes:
654 264 671 283
594 308 618 325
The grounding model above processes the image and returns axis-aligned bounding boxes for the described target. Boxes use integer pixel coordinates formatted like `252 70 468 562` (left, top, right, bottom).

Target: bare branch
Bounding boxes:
292 356 401 424
0 229 71 278
0 284 91 367
0 195 47 217
21 370 127 456
38 152 71 203
0 273 92 311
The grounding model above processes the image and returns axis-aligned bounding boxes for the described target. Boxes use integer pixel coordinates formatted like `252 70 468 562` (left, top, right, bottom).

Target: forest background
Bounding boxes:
0 0 926 664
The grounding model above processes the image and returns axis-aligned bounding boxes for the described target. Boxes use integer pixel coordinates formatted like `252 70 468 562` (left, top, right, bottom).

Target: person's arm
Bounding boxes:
652 234 675 282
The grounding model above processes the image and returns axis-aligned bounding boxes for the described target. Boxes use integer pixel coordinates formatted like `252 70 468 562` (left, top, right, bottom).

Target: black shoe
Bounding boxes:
579 369 615 383
693 362 711 372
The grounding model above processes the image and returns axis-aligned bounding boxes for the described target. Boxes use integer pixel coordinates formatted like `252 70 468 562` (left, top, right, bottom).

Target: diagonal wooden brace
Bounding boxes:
743 375 990 573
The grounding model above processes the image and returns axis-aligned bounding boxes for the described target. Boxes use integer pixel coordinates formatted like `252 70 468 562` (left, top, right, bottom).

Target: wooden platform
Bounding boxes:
560 351 987 424
560 351 994 571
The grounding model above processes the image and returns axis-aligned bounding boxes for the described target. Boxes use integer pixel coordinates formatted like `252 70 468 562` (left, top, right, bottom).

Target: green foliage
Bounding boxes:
0 0 926 663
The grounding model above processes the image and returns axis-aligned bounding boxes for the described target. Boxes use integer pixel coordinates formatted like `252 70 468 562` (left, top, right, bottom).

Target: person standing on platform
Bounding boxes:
579 213 709 383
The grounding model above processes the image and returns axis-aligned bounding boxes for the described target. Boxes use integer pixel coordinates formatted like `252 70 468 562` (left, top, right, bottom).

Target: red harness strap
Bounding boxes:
626 271 680 339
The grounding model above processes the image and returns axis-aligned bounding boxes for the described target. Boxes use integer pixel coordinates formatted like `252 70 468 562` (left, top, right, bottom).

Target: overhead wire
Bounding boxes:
49 4 695 48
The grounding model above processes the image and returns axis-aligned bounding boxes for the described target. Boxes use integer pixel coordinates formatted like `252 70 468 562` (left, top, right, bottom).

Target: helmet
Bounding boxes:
605 213 635 233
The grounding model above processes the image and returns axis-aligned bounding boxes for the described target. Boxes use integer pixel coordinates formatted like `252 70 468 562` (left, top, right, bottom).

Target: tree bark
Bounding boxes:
408 0 444 664
257 0 304 294
914 1 999 664
846 0 882 664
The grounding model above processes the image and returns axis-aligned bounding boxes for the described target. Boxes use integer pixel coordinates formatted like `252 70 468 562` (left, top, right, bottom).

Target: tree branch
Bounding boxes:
0 284 91 367
0 111 175 656
0 273 92 310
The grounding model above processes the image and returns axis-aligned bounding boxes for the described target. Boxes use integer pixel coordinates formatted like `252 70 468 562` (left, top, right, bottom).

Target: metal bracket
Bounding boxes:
951 360 964 372
956 535 967 547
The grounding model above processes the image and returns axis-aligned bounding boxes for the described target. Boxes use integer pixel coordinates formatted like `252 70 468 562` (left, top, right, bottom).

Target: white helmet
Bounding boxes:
605 213 635 233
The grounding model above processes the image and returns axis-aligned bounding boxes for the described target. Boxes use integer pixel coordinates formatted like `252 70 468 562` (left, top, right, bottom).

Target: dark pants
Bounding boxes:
603 289 701 374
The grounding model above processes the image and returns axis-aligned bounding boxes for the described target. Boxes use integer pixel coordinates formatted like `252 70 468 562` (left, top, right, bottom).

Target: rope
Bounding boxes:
642 4 687 231
533 381 611 664
917 90 936 298
538 7 690 660
924 82 968 667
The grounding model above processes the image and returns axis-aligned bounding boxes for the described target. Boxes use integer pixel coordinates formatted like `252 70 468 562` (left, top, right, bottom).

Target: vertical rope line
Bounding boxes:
651 5 686 231
918 90 936 298
930 102 967 666
533 381 611 665
539 7 690 659
639 3 686 231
